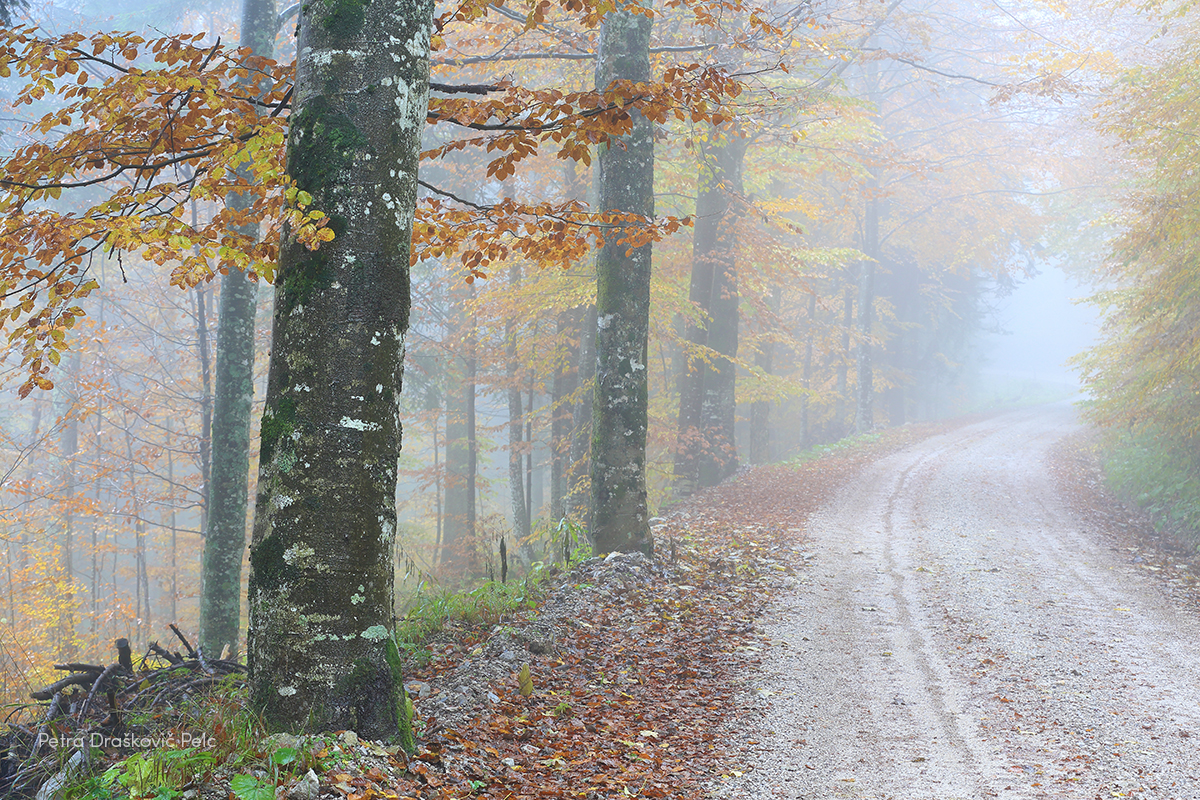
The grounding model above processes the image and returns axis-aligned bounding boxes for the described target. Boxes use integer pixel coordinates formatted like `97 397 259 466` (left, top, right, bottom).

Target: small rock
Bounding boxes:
340 730 358 748
520 743 540 755
500 649 517 661
287 770 320 800
404 680 431 698
502 757 517 768
488 691 500 704
265 733 302 752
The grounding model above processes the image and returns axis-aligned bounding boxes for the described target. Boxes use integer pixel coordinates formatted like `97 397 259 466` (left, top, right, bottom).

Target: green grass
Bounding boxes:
783 430 886 466
395 572 548 664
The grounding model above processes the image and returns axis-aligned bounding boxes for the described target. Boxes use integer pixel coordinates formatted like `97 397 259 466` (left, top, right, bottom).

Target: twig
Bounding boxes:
77 664 119 722
169 624 200 660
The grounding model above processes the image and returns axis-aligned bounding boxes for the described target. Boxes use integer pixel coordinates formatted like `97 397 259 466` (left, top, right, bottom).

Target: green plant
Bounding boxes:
103 748 215 800
395 574 550 665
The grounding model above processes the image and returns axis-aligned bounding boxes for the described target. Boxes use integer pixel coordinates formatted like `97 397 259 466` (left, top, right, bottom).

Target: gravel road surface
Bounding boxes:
724 403 1200 799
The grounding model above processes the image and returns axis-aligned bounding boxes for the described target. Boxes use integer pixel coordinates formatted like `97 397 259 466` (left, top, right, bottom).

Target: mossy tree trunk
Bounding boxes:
589 3 654 555
246 0 432 744
198 0 275 660
673 130 747 494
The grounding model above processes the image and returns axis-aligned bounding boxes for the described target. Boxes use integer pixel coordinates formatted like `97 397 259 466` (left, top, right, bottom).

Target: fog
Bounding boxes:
976 265 1102 395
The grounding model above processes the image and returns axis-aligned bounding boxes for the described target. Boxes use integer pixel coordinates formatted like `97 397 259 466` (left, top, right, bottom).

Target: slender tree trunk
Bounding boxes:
56 352 80 662
551 308 581 520
836 281 853 436
247 0 432 743
442 353 470 570
198 0 276 660
570 303 596 521
800 290 817 448
194 266 212 540
749 285 781 464
589 2 654 555
506 263 531 545
855 187 879 435
675 132 746 491
442 281 478 577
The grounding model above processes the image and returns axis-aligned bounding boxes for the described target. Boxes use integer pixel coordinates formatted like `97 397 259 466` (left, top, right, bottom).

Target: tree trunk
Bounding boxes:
246 0 431 743
570 303 596 521
506 263 531 546
835 281 853 436
748 285 780 465
194 281 212 542
589 3 654 556
800 290 816 448
855 188 879 435
198 0 275 660
441 279 478 577
56 353 80 662
550 308 580 520
675 131 747 492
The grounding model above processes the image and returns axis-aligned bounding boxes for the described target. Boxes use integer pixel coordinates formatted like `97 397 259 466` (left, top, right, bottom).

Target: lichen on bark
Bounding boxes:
246 0 432 745
589 2 655 556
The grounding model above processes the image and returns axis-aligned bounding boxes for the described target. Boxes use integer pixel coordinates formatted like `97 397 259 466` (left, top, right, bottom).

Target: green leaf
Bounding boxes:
271 747 298 766
230 774 274 800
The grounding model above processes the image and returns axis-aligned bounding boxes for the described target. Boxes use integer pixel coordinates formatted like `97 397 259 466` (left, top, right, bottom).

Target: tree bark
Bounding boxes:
674 130 747 492
589 4 654 555
246 0 431 743
442 281 478 577
748 285 780 465
855 187 879 435
198 0 275 660
506 263 531 545
550 308 580 520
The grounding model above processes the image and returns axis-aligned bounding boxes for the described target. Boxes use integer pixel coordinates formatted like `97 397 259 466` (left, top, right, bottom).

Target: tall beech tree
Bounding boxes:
198 0 275 662
674 127 747 494
589 2 655 555
245 0 432 739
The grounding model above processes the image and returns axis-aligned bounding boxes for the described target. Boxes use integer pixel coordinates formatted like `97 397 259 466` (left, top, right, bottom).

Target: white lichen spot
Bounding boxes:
351 592 365 605
376 384 384 393
294 383 312 392
598 314 614 329
283 543 316 564
361 625 389 642
371 333 381 345
275 495 295 510
339 417 382 431
278 686 297 697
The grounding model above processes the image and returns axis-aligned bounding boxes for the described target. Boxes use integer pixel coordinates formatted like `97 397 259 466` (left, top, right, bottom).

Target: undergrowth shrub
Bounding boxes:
1103 427 1200 548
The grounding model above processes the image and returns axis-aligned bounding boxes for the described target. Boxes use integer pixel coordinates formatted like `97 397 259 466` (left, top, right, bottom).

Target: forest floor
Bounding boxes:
42 402 1198 800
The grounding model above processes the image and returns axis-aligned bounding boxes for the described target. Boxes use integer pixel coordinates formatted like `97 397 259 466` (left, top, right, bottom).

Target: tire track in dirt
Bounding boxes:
718 403 1200 799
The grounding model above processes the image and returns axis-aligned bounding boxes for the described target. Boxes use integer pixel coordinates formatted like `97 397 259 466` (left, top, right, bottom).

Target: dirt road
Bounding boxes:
724 403 1200 799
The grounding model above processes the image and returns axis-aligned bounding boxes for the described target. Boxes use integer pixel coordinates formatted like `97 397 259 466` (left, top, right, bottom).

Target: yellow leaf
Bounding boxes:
517 663 533 697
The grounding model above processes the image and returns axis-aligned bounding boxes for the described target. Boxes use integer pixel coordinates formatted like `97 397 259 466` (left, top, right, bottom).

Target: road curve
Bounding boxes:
722 403 1200 800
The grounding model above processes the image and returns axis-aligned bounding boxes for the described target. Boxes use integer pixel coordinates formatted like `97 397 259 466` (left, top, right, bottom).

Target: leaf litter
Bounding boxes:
301 422 952 800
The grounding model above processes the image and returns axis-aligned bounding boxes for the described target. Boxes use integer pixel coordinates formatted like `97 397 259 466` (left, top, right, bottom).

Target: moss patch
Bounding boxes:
248 533 301 597
322 0 370 41
288 96 368 194
260 395 298 465
278 248 335 316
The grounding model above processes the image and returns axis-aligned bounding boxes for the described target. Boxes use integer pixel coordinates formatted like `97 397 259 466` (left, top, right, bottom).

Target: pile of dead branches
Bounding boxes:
2 625 243 798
